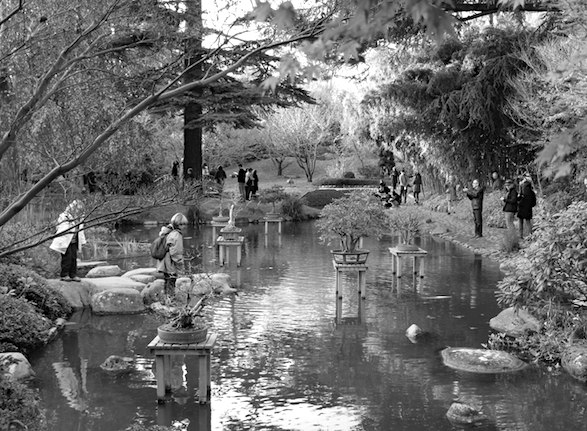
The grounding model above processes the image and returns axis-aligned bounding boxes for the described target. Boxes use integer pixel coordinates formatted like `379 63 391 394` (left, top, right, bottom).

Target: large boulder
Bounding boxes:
85 265 122 278
441 347 528 373
190 273 235 295
91 288 145 315
84 276 147 293
46 279 93 309
489 307 541 337
0 352 35 381
561 342 587 382
122 268 163 279
128 274 157 284
141 279 165 305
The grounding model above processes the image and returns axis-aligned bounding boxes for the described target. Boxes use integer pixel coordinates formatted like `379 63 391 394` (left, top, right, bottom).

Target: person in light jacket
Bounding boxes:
50 200 87 282
155 212 188 303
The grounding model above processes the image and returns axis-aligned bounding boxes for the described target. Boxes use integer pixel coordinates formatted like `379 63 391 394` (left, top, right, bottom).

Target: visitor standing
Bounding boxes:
413 170 423 204
245 168 254 200
215 165 227 190
156 213 188 304
398 169 409 203
391 167 399 191
501 179 518 230
50 200 87 282
171 161 179 179
463 179 485 238
202 163 210 178
445 175 458 214
491 171 504 192
517 175 537 239
237 164 246 201
251 169 259 199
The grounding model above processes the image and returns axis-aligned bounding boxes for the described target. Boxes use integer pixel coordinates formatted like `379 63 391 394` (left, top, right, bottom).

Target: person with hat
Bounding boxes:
500 179 518 230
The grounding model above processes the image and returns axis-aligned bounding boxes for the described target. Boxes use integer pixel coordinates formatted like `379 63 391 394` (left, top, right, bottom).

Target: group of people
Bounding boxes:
377 167 424 207
459 172 537 239
236 164 259 201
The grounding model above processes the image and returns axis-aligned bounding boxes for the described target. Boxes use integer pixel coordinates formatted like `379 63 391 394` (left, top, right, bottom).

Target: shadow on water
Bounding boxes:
29 221 587 431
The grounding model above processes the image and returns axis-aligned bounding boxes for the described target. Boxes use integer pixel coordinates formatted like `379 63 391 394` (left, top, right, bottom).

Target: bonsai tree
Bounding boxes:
387 206 422 245
259 185 288 214
159 296 208 332
316 190 388 252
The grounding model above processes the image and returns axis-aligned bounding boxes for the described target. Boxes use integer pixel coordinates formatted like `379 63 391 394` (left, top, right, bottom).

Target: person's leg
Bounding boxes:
68 244 79 280
163 273 177 302
527 218 533 236
478 211 483 237
518 217 524 239
504 212 513 230
473 209 482 236
61 242 75 279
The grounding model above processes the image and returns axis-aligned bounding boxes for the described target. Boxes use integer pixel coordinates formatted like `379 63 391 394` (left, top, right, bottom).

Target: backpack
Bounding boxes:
150 232 170 260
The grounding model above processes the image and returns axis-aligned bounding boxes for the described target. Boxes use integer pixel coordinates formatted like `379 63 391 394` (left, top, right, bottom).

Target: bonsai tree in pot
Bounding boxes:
316 190 388 263
157 296 209 344
259 185 288 218
387 206 422 250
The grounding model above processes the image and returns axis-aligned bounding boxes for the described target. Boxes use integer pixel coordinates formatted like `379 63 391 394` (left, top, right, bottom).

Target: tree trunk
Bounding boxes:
183 0 203 181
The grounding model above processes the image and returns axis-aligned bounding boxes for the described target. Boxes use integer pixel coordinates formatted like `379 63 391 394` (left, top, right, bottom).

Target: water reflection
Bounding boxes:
28 221 587 431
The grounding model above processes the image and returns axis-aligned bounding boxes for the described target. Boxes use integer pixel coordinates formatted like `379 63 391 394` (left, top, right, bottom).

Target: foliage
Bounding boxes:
495 201 587 363
357 163 381 179
387 206 422 244
342 171 355 178
499 229 521 253
280 195 306 221
316 178 379 187
317 190 388 252
0 294 51 354
259 186 288 207
496 201 587 309
0 264 72 321
163 302 208 332
0 362 48 431
299 189 346 209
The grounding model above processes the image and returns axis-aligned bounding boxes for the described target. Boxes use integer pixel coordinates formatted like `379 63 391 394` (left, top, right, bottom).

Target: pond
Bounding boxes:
29 221 587 431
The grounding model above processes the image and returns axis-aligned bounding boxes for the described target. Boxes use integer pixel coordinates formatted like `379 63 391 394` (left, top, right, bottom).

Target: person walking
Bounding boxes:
251 169 259 199
237 164 246 201
463 179 485 238
501 179 518 230
155 212 188 304
517 175 537 239
413 170 423 204
50 200 87 282
245 168 254 200
398 169 409 203
445 175 458 214
391 166 399 191
215 165 227 190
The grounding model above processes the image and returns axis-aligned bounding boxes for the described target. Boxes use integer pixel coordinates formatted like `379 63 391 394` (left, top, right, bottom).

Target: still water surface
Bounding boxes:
30 221 587 430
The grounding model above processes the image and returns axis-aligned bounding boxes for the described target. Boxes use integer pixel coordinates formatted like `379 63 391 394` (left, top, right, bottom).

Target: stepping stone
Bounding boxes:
441 347 528 373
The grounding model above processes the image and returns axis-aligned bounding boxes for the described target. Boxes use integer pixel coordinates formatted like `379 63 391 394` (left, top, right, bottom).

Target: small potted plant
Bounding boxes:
316 190 388 264
157 297 209 344
260 185 288 219
387 206 422 250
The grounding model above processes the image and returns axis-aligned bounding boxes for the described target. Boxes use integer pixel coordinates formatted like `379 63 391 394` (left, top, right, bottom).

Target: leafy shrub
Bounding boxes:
342 171 355 178
483 191 506 228
315 178 379 187
356 164 381 178
0 264 72 321
0 363 48 431
300 189 346 209
499 228 520 252
0 295 51 354
281 195 306 221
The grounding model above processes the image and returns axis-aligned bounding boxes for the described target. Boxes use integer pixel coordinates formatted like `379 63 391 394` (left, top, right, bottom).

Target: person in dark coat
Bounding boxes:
501 179 518 230
517 176 537 239
391 167 399 191
237 164 246 201
251 169 259 199
215 165 227 190
413 171 423 204
463 179 485 238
